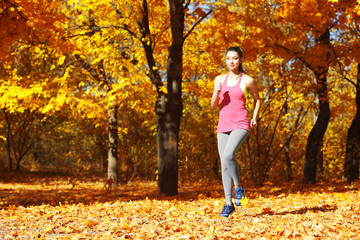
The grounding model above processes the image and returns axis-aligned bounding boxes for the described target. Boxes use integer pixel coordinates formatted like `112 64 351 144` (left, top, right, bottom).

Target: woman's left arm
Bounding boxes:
244 75 261 128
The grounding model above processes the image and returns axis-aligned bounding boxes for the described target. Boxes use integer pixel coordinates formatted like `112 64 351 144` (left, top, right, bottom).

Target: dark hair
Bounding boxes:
226 46 244 73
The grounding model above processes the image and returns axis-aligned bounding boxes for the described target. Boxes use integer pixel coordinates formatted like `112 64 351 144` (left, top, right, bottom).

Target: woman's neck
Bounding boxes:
228 70 241 77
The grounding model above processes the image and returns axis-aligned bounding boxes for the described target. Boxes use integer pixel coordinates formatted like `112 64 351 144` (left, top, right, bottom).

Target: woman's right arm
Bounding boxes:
210 76 222 109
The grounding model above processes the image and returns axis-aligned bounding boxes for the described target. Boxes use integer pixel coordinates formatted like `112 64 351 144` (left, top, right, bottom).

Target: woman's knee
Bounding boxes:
222 152 235 164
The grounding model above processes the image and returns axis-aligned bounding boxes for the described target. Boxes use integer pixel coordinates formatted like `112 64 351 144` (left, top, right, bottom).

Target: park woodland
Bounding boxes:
1 0 360 196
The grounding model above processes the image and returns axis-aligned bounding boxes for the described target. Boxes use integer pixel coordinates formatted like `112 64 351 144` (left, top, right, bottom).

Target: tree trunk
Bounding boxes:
4 110 13 171
135 0 207 194
302 30 331 184
156 95 182 195
16 156 21 171
303 72 330 184
344 63 360 183
156 0 184 196
74 54 119 184
284 140 292 181
312 83 324 178
0 159 5 173
3 110 33 172
284 101 293 181
107 104 118 185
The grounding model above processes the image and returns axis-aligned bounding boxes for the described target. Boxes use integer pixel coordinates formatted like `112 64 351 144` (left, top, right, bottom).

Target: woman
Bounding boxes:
211 46 261 217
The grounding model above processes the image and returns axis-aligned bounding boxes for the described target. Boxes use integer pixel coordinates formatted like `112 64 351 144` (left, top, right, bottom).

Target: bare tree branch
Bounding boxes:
274 44 314 72
184 0 191 10
183 10 212 41
330 44 357 88
2 0 27 21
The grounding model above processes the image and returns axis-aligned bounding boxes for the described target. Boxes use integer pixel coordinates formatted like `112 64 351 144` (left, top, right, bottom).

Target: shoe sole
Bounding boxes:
234 200 241 206
220 209 235 217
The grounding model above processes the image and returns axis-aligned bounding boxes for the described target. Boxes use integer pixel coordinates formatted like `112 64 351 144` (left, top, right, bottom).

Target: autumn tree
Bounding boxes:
0 0 72 171
73 55 121 184
267 0 339 184
119 0 212 195
248 0 360 183
63 0 212 194
59 0 147 184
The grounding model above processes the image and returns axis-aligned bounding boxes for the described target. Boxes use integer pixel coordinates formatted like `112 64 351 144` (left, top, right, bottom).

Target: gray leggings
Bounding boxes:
217 129 249 203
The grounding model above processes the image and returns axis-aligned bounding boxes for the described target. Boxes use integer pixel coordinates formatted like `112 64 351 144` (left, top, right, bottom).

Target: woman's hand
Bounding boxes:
250 118 257 128
214 81 221 93
211 75 224 109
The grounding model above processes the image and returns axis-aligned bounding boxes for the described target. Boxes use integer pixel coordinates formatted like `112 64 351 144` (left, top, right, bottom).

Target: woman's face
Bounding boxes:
226 51 241 72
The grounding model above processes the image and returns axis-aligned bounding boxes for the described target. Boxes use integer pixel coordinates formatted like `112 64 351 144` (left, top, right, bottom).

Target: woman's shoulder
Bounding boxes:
242 73 255 85
215 74 227 83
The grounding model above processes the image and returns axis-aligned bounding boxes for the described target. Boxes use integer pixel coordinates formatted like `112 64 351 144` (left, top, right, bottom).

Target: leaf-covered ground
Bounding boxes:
0 173 359 239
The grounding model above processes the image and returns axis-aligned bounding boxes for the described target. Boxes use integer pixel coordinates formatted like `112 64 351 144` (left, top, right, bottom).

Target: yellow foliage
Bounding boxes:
0 0 359 183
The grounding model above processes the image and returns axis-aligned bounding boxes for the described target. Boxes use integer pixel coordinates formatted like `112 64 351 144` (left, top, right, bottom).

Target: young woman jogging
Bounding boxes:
211 46 261 217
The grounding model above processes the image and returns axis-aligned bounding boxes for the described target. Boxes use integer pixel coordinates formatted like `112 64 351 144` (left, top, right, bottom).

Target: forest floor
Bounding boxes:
0 172 359 239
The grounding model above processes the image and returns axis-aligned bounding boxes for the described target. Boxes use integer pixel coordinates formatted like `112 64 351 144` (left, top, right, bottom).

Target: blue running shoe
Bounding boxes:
234 186 245 206
220 203 235 217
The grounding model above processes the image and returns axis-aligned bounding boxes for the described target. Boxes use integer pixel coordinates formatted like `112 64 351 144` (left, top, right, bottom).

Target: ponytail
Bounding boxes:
239 63 244 73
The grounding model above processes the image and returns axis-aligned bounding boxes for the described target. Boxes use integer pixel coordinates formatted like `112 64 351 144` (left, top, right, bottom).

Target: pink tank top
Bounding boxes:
217 73 250 133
